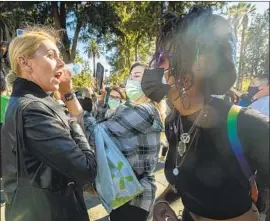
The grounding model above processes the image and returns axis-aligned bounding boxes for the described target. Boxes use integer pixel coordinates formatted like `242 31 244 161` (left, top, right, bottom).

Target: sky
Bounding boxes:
76 1 269 77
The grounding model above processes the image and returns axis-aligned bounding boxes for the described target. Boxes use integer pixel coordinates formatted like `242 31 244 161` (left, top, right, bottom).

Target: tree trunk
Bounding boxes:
237 15 248 90
264 45 269 75
70 20 82 62
93 55 96 77
51 1 71 63
134 35 141 62
134 43 138 62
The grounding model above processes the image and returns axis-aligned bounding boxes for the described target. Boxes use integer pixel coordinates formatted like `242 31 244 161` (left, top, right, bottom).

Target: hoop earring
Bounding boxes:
181 88 191 109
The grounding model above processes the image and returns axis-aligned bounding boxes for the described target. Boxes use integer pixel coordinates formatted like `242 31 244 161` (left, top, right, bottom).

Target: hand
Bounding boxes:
59 69 73 96
96 88 107 102
153 201 180 221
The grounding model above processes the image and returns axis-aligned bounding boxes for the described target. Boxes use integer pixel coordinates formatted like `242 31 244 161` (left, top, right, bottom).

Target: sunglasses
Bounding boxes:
156 50 172 67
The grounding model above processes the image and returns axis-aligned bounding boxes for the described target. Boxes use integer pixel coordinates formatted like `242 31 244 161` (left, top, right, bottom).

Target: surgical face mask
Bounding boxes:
108 98 120 109
126 79 145 101
248 86 260 98
141 68 172 103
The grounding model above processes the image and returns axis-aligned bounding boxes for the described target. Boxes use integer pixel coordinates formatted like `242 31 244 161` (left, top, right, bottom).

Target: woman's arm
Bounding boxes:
239 108 269 187
24 102 97 186
156 184 181 204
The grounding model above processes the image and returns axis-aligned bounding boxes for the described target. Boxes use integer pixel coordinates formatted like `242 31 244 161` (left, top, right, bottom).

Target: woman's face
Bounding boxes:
157 47 202 107
157 51 180 104
109 90 122 101
130 65 146 81
21 39 65 92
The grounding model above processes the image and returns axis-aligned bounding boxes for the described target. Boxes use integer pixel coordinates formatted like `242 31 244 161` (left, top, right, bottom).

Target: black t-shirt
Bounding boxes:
164 97 269 219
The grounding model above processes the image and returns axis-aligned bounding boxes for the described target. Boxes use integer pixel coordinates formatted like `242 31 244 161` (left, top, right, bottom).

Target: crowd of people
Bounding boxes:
0 6 269 221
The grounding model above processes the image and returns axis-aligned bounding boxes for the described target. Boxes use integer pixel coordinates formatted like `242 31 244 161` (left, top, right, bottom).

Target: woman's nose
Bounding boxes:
57 58 65 68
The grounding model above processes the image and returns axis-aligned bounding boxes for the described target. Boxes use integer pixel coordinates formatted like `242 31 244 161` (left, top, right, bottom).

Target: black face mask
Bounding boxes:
141 68 171 103
247 86 260 98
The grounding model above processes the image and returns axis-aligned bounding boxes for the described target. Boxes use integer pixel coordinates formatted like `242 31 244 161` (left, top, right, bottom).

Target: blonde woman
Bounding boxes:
59 62 165 221
1 27 97 221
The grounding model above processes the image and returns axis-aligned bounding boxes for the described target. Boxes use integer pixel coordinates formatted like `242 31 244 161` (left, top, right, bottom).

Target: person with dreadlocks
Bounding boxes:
141 6 269 221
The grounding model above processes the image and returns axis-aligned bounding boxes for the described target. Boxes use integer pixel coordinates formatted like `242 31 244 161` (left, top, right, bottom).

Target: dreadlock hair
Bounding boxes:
154 5 237 95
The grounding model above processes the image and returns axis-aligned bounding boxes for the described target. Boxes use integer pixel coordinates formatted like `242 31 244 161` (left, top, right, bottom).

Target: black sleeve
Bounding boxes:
23 102 97 186
238 108 269 187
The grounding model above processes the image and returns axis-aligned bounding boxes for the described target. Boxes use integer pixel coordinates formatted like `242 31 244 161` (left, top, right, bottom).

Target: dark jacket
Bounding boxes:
1 78 97 221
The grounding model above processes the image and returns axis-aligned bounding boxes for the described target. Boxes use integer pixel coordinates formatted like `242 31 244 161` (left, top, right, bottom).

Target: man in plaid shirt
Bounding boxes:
82 101 163 218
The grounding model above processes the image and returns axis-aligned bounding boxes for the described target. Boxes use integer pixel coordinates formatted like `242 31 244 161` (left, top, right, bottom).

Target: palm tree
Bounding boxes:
84 39 101 78
227 3 256 90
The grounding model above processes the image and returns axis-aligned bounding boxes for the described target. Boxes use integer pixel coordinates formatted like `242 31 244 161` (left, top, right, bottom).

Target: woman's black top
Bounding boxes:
164 97 269 219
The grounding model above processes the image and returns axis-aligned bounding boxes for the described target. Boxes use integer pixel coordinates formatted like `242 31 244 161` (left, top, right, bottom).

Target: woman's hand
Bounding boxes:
153 201 180 221
59 69 73 96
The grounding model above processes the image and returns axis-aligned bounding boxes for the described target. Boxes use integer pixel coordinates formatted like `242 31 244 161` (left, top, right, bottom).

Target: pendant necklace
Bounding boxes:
173 107 207 177
171 98 212 193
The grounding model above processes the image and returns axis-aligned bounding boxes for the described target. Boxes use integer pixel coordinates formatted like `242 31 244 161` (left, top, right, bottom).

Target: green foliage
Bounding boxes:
242 10 269 78
1 1 120 63
0 2 52 41
84 39 102 77
106 2 225 85
72 54 93 90
72 73 92 91
226 2 258 89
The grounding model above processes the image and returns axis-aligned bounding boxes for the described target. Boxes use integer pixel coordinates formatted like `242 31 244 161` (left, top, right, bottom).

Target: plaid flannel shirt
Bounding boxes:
82 102 163 212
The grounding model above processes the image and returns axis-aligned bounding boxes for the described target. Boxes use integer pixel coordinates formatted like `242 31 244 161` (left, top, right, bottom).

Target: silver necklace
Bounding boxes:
172 129 199 193
172 108 207 177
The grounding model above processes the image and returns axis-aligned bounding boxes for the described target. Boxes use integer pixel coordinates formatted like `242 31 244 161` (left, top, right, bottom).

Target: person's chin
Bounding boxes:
47 84 59 93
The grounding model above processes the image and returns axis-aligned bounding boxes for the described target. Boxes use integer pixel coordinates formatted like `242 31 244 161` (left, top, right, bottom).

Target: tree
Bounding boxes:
0 2 52 42
241 10 269 80
1 2 120 63
72 54 93 90
84 39 101 77
226 3 256 89
106 2 225 83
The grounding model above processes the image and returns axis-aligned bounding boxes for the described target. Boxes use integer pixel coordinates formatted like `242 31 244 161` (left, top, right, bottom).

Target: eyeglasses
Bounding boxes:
109 95 121 101
156 50 172 67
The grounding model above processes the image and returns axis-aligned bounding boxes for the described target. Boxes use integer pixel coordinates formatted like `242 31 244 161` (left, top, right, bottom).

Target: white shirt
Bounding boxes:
249 95 269 117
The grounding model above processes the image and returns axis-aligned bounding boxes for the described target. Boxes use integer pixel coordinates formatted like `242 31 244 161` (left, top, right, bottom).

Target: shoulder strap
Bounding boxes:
227 105 253 179
227 104 258 202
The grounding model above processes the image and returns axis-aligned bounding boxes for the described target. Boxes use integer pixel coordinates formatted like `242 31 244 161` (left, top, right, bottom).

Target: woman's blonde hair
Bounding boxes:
8 26 60 75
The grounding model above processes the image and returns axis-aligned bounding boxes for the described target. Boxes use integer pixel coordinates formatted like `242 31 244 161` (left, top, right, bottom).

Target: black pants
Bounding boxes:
110 203 149 221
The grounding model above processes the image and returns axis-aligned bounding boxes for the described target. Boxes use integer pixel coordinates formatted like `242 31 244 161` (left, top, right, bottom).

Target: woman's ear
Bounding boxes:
18 56 33 74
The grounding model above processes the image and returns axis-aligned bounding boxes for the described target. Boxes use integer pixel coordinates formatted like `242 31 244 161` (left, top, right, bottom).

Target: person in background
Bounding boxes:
142 6 269 221
60 62 165 221
0 71 9 124
238 93 251 107
248 74 269 117
1 26 97 221
0 41 10 76
104 86 111 104
0 71 9 206
78 88 94 113
105 86 126 118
